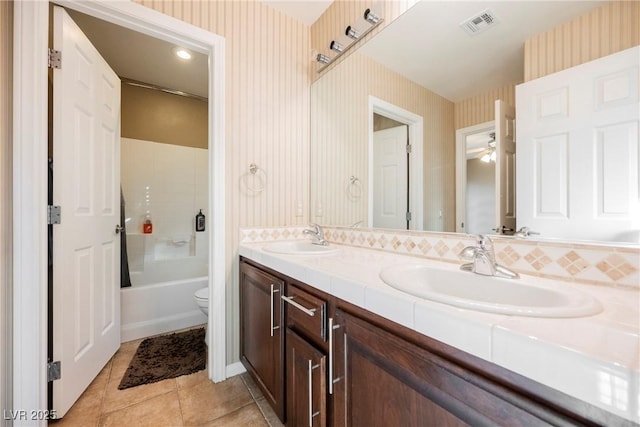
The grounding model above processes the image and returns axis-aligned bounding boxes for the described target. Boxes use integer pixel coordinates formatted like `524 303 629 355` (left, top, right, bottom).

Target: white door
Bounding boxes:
495 100 516 235
52 6 121 418
373 125 409 229
517 46 639 242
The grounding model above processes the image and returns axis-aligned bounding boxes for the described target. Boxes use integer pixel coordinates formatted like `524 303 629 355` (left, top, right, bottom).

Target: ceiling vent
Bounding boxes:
460 9 499 36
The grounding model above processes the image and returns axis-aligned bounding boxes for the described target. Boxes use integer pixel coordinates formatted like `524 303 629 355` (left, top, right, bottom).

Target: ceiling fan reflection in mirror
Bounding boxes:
465 132 496 163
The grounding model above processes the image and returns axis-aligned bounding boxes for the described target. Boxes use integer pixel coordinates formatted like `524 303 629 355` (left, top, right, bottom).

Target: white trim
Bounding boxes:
13 2 49 423
13 1 226 421
455 120 495 234
225 362 247 378
368 96 424 230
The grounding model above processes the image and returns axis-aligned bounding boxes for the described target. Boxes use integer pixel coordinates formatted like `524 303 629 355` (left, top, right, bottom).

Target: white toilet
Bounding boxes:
194 287 209 344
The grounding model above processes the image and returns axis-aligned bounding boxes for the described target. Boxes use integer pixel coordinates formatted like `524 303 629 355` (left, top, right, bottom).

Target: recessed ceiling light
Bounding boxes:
173 47 192 60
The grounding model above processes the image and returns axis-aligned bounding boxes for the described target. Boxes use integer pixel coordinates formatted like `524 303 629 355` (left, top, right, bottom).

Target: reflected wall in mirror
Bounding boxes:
310 0 639 243
310 51 455 231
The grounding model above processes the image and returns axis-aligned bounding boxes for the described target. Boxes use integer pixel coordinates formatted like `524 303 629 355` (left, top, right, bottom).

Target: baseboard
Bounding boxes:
121 310 206 342
226 361 246 378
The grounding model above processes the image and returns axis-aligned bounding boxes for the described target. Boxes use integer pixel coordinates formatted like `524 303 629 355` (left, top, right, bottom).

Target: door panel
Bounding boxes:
516 46 639 242
373 125 409 229
52 6 121 418
495 100 516 234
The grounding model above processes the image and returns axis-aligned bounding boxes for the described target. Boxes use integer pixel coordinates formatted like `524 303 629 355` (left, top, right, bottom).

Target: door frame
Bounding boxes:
368 96 424 230
13 1 226 421
455 120 495 233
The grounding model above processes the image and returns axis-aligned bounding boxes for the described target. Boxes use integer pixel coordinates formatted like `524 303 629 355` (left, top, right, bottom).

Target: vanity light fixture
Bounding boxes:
330 40 344 53
317 12 384 72
316 53 331 65
364 8 380 25
345 25 361 40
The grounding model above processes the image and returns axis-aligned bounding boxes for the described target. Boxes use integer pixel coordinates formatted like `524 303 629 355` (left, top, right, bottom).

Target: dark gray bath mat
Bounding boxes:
118 328 206 390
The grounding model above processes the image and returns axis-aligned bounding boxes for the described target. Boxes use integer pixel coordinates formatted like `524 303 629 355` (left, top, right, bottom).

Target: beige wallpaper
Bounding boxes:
0 0 13 418
524 1 640 81
311 52 455 232
454 83 517 130
311 0 418 81
121 84 208 149
135 0 310 364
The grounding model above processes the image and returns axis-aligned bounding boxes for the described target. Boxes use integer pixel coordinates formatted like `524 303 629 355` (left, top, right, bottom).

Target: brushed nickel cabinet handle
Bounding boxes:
270 284 280 337
281 295 316 317
308 360 320 426
328 317 341 395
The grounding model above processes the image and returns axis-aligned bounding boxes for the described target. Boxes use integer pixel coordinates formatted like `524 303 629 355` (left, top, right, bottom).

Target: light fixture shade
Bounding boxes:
345 25 360 40
316 53 330 65
364 8 380 24
490 150 497 162
330 41 344 53
480 153 491 163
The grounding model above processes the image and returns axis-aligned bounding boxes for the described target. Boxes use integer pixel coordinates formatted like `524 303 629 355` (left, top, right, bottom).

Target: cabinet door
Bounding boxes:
286 329 326 427
336 308 586 426
240 261 285 421
333 310 467 427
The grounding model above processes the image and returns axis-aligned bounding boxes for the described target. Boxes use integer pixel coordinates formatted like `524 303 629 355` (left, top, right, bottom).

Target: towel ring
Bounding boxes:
347 175 362 200
242 163 266 194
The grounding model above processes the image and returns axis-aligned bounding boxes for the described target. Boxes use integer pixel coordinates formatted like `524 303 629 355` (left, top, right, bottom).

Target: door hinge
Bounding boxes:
48 48 61 69
48 361 61 382
406 211 412 221
406 144 412 154
48 205 61 225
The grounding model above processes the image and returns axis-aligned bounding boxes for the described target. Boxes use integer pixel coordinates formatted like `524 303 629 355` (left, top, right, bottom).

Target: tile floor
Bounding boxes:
50 333 284 427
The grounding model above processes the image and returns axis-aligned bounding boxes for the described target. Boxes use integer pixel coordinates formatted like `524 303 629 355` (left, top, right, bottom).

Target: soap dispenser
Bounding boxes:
195 209 205 232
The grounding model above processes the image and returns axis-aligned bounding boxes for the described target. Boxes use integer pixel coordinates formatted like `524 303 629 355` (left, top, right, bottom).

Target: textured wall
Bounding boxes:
454 83 517 130
135 0 310 364
311 52 455 231
524 1 640 81
0 0 13 421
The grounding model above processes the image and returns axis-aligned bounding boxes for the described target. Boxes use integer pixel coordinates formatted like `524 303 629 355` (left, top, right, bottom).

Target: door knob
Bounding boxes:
115 225 124 234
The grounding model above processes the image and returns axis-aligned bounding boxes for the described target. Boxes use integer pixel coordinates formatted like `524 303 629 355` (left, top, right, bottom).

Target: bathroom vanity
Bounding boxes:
239 243 638 426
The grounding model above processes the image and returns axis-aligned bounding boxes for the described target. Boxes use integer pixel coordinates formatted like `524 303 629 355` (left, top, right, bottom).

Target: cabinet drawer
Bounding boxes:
283 285 326 344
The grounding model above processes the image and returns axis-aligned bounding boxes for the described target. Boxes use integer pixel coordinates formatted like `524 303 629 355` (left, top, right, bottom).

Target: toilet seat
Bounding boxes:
194 287 209 302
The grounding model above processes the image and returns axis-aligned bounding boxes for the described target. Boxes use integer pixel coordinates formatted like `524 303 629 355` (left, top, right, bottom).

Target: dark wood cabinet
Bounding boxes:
286 329 327 427
239 260 285 421
240 257 631 427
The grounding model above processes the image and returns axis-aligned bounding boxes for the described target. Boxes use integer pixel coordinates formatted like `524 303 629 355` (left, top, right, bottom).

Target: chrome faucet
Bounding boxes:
459 235 519 279
303 223 329 246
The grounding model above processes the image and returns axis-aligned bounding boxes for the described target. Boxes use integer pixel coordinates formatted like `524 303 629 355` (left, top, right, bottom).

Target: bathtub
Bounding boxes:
121 258 208 342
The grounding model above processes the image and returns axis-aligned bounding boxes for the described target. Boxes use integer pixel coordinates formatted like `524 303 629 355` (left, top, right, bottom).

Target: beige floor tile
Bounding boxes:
178 376 253 426
239 373 263 401
99 390 183 427
107 341 141 383
50 361 112 426
176 369 209 391
254 397 284 427
198 403 268 427
102 375 177 414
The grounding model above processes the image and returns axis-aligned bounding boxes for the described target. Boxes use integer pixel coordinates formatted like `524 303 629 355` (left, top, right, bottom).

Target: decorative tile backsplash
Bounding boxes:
240 226 639 289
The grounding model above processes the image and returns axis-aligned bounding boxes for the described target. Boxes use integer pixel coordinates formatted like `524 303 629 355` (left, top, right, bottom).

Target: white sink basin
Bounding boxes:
263 241 340 255
379 264 602 318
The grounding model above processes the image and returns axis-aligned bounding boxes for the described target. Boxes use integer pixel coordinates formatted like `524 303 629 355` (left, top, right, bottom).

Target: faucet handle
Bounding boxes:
458 246 476 261
476 234 492 249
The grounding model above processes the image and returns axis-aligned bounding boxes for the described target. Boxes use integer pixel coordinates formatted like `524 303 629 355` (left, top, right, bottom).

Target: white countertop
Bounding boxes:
239 241 640 424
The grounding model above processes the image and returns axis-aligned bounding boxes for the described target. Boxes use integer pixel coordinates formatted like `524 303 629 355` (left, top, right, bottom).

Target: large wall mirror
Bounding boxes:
310 0 639 244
